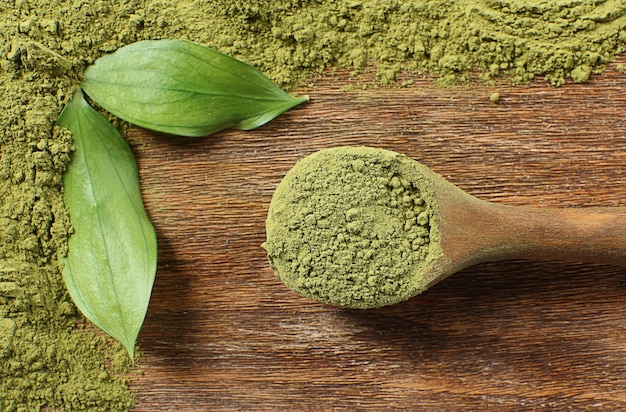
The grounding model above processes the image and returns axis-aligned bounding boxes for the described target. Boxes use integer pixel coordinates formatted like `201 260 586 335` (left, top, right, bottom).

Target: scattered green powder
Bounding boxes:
0 260 134 411
262 147 442 309
0 105 134 408
170 0 626 87
1 2 145 410
2 0 626 408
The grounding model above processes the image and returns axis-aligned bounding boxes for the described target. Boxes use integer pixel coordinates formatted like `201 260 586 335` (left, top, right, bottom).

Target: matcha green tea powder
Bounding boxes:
263 147 442 308
193 0 626 86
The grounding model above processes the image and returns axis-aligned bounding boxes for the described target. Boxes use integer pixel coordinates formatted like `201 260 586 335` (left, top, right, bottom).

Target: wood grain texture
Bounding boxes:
128 54 626 411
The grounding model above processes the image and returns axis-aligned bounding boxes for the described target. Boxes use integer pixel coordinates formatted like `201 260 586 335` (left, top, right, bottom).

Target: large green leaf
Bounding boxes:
81 39 309 137
57 89 157 358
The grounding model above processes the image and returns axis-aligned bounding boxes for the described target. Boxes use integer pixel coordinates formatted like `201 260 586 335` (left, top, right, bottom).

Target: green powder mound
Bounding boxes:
0 2 144 410
183 0 626 86
263 147 442 309
0 260 134 411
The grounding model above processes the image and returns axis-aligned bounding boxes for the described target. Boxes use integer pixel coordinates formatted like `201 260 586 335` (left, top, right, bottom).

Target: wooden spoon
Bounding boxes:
421 163 626 291
264 146 626 308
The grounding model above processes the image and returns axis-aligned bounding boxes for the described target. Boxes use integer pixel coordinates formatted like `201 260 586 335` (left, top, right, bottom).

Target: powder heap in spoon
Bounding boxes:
263 146 443 308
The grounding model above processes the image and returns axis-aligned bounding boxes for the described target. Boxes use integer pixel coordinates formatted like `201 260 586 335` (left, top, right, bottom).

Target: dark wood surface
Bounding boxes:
128 54 626 411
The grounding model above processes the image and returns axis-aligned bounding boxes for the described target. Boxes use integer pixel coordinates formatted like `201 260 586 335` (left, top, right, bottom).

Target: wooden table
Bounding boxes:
128 54 626 411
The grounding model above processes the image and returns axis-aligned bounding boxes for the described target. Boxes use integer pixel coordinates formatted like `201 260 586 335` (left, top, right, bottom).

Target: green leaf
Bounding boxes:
81 39 309 137
57 89 157 358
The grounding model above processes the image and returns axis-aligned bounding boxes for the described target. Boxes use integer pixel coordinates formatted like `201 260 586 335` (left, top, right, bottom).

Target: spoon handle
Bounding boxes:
479 202 626 267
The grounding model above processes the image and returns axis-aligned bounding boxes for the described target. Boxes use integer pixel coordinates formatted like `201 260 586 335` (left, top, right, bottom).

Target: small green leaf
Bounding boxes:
81 39 309 137
57 89 157 358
